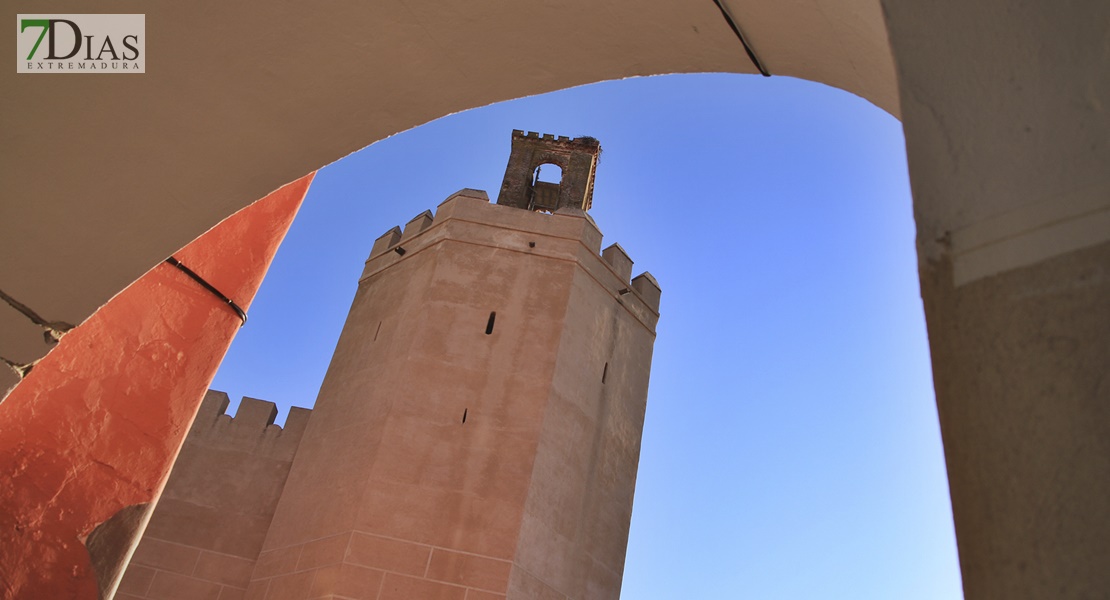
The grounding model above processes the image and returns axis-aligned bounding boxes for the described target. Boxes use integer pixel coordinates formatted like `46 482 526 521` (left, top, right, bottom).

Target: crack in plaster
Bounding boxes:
0 355 38 380
0 287 75 344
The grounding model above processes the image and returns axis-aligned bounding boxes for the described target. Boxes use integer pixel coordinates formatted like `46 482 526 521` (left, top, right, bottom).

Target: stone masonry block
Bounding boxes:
116 564 156 596
346 532 430 577
294 533 349 571
426 548 512 592
379 573 466 600
131 538 201 575
145 570 223 600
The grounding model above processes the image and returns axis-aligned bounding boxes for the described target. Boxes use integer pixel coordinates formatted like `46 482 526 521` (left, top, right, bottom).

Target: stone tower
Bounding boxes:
120 131 661 600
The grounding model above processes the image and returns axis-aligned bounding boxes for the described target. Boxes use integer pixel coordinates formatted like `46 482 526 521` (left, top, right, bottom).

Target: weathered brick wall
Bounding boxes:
116 391 309 600
495 131 600 212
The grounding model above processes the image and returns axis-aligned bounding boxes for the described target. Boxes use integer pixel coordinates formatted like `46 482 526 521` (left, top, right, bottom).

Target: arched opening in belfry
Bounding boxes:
534 163 563 184
529 163 563 212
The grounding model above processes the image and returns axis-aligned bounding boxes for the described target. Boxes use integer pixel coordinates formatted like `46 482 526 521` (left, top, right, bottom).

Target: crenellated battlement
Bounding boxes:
121 389 313 597
363 189 661 316
512 129 598 148
188 390 311 460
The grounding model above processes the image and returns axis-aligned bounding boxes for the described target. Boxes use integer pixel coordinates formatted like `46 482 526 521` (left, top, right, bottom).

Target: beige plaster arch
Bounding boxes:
0 0 898 374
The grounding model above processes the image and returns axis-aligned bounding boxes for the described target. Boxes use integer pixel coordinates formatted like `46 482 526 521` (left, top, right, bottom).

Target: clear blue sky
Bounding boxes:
211 73 963 599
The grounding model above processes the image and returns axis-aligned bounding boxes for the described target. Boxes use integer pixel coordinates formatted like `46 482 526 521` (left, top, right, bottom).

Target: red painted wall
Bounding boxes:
0 173 314 599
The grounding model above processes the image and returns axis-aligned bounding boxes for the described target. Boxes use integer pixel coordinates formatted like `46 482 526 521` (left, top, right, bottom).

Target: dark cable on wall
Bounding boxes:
711 0 771 77
164 256 248 325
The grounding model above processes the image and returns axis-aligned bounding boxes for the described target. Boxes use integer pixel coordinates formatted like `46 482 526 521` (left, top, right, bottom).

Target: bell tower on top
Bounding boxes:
496 130 601 213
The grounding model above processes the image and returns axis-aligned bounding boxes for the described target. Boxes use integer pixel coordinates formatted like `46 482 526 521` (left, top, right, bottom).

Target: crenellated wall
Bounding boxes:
116 391 310 600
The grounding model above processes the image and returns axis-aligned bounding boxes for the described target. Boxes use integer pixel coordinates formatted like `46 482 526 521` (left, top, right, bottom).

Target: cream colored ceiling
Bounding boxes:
1 0 897 387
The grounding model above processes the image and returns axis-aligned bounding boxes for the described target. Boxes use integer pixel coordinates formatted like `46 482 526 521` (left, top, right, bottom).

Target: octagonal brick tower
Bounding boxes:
248 132 660 600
